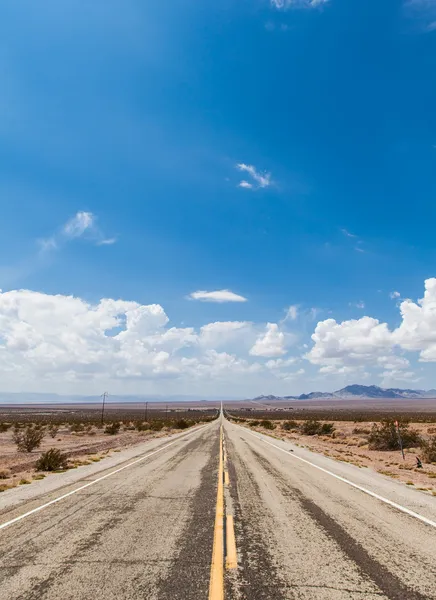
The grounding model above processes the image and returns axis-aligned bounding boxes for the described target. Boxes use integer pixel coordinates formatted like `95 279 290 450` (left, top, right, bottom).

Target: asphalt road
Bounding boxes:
0 417 435 599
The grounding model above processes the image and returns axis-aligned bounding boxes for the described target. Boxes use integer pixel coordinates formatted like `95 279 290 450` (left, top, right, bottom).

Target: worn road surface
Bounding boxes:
0 416 435 599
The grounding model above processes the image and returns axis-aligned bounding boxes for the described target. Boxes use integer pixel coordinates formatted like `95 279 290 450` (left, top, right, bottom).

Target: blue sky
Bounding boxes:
1 0 436 397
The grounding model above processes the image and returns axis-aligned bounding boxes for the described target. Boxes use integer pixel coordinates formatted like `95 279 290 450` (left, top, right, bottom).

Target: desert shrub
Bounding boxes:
353 427 370 435
48 424 60 438
104 422 121 435
135 421 150 432
320 423 335 435
368 420 422 451
69 423 84 433
0 469 11 479
282 420 298 431
421 436 436 463
0 422 11 432
13 426 45 452
36 448 68 471
300 420 323 435
149 421 164 431
175 419 190 430
260 420 275 430
248 420 260 427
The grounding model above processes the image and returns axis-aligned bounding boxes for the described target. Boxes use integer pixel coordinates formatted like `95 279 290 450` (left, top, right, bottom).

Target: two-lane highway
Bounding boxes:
0 416 435 599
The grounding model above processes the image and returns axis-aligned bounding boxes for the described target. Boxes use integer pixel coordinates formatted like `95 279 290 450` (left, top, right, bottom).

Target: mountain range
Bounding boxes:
253 384 436 402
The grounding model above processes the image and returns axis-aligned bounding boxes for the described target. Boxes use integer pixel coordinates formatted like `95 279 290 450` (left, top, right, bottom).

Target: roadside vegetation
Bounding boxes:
0 408 218 492
226 410 436 493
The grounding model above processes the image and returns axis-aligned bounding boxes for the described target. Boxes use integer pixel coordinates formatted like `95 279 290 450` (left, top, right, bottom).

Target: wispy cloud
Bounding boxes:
285 305 299 320
271 0 329 9
404 0 436 31
63 211 94 239
97 237 117 246
188 289 248 303
236 163 271 190
40 211 115 253
349 301 365 309
341 228 356 238
390 291 401 299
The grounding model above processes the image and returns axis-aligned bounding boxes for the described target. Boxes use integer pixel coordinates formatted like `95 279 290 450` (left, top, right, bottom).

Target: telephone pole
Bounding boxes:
101 391 108 425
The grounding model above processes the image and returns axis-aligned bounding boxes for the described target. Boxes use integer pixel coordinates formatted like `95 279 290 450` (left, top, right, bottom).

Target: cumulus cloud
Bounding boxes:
236 163 271 190
250 323 286 357
189 289 247 303
306 278 436 379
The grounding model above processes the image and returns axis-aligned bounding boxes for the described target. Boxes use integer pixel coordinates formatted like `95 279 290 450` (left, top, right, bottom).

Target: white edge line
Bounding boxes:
240 425 436 529
0 423 211 532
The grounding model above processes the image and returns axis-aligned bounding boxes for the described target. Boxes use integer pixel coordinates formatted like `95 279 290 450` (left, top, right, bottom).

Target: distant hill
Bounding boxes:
252 385 436 402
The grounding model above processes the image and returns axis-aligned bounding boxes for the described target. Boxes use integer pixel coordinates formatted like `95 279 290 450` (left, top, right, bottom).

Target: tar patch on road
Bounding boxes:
250 446 429 600
156 430 219 600
224 434 290 600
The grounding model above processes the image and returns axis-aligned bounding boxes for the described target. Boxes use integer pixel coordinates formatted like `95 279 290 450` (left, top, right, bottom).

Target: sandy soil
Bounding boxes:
245 420 436 495
0 425 181 492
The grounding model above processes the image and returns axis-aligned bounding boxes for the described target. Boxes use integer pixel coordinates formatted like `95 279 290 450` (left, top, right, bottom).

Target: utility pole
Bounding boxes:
101 391 108 426
144 401 148 422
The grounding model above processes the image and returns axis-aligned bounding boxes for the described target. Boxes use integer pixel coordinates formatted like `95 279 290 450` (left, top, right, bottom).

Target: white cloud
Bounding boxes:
271 0 328 9
349 301 365 309
97 237 117 246
265 357 297 369
306 316 394 372
341 228 356 238
285 305 299 320
189 289 247 303
392 278 436 361
199 321 253 348
250 323 286 357
306 278 436 378
390 291 401 299
238 181 254 189
39 211 115 253
236 163 271 190
63 211 94 239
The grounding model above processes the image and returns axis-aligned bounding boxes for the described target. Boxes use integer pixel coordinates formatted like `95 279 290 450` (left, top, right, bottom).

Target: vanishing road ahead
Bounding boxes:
0 416 435 599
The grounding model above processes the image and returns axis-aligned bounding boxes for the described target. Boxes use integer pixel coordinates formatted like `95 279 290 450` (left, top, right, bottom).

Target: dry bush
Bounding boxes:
368 420 421 451
104 422 121 435
0 469 11 479
36 448 68 471
0 422 11 433
48 424 60 438
249 420 260 427
352 427 370 435
13 426 45 452
421 436 436 463
301 420 335 436
260 420 275 430
175 419 190 429
282 420 298 431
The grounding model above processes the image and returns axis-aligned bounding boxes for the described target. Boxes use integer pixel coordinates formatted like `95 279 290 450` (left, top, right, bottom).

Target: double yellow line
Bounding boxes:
208 425 237 600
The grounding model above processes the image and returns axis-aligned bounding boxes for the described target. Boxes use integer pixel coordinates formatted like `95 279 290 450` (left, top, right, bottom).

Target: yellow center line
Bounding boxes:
225 515 238 570
208 426 224 600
